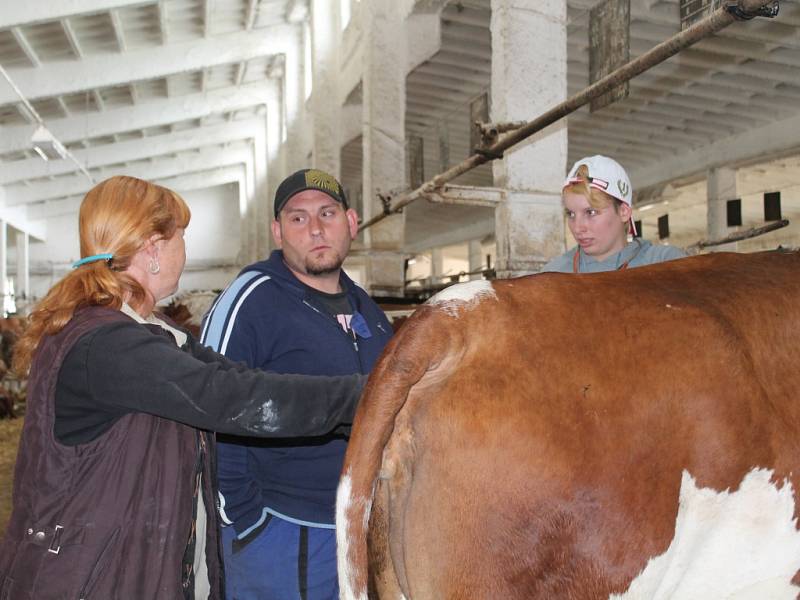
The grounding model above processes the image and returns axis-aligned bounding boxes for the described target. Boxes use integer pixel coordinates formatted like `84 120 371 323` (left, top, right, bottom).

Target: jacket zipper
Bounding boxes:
302 299 365 374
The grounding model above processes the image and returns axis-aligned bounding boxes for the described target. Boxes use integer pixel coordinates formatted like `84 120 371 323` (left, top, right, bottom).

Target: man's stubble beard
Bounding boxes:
305 251 345 276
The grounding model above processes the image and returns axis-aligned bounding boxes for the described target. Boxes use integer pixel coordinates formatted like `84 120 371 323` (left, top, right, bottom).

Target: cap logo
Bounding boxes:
618 179 630 197
587 176 609 190
305 169 340 195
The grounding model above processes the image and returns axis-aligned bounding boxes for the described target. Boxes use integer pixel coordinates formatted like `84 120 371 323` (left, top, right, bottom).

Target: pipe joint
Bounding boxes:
727 0 779 20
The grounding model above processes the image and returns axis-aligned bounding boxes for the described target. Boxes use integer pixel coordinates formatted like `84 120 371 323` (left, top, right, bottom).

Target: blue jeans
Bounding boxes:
221 515 338 600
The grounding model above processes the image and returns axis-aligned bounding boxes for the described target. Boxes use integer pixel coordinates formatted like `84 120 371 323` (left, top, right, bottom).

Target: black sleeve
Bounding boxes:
62 321 366 439
182 332 249 371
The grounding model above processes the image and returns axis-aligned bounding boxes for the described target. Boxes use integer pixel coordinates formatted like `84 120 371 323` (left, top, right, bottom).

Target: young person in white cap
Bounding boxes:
541 155 685 273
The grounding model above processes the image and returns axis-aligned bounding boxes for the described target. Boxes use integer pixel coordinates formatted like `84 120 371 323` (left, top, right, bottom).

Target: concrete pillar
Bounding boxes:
431 247 444 282
253 121 269 259
284 28 312 173
236 171 250 264
244 154 258 262
491 0 568 277
468 239 483 280
15 230 29 302
311 0 341 177
707 166 738 252
0 221 6 316
361 0 407 296
266 87 286 253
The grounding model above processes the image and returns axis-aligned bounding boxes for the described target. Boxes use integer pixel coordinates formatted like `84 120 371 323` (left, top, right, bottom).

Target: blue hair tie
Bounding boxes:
72 253 113 268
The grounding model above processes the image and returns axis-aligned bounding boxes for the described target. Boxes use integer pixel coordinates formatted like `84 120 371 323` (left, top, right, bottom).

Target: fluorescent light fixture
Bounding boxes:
31 125 67 161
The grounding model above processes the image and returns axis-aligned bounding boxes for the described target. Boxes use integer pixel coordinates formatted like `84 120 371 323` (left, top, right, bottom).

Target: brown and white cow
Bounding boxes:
337 249 800 600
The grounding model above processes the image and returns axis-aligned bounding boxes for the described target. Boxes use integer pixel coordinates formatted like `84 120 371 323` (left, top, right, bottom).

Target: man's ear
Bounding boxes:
271 219 283 248
346 208 359 240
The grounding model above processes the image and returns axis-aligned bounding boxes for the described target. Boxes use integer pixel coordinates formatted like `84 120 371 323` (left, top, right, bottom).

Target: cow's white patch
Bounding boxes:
611 468 800 600
337 471 369 600
427 280 496 317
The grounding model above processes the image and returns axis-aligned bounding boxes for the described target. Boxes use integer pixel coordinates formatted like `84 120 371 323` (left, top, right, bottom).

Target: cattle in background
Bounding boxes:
0 318 24 370
161 291 219 338
337 250 800 600
0 318 26 419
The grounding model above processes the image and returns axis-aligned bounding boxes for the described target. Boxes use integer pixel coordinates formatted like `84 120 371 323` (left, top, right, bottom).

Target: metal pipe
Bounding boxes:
477 120 527 139
686 218 789 252
361 0 779 231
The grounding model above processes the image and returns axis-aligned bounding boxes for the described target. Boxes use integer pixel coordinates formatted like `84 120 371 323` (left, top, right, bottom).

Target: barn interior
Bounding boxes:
0 0 798 310
0 0 798 531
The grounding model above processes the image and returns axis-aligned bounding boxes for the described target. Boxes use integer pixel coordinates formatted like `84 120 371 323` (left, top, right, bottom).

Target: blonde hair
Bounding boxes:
563 164 621 211
13 175 190 375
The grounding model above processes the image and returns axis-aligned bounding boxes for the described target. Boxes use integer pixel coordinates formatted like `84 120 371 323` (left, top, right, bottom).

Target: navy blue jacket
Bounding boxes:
201 250 392 535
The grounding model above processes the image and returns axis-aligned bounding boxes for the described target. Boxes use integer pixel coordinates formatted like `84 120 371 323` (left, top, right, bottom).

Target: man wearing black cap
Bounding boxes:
201 168 393 600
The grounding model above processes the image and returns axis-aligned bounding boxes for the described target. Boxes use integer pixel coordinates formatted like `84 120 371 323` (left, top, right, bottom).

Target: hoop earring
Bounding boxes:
148 257 160 274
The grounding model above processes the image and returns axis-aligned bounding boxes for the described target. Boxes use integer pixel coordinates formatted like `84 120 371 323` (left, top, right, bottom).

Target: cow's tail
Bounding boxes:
336 305 460 600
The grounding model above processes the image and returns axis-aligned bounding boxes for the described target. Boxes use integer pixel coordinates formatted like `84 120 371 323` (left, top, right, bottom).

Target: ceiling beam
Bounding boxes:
204 0 213 37
0 1 154 29
26 196 85 220
28 165 245 220
0 117 263 184
61 18 85 58
92 89 106 111
0 24 297 105
158 164 245 192
234 61 247 86
11 28 41 68
7 146 252 205
244 0 259 29
0 80 277 153
631 112 800 192
56 97 72 117
109 9 128 52
157 0 169 44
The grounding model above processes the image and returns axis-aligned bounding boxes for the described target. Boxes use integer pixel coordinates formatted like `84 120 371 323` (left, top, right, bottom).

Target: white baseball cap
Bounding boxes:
563 155 636 235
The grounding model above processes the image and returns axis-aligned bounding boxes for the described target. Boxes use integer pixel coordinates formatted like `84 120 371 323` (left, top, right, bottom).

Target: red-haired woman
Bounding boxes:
0 176 364 600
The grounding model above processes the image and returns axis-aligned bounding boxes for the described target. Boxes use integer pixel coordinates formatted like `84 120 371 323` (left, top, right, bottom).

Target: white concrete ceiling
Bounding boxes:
0 0 289 215
1 0 799 253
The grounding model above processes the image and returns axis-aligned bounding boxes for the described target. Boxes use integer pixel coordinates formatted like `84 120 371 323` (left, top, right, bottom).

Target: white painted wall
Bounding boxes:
181 183 241 264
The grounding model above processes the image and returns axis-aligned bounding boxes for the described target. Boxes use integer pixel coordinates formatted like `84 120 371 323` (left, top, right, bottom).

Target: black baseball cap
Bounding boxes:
273 168 349 218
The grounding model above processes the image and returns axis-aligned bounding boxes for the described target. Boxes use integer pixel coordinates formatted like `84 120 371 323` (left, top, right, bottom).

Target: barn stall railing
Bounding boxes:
686 218 791 253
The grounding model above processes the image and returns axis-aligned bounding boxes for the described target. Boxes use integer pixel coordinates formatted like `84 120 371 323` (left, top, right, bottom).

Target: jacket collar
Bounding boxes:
243 249 357 302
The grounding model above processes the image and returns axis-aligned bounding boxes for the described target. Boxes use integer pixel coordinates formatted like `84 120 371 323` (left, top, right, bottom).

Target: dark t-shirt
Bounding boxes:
301 283 355 337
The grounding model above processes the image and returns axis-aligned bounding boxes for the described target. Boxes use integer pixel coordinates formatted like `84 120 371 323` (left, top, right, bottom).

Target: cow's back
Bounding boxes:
337 250 800 600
